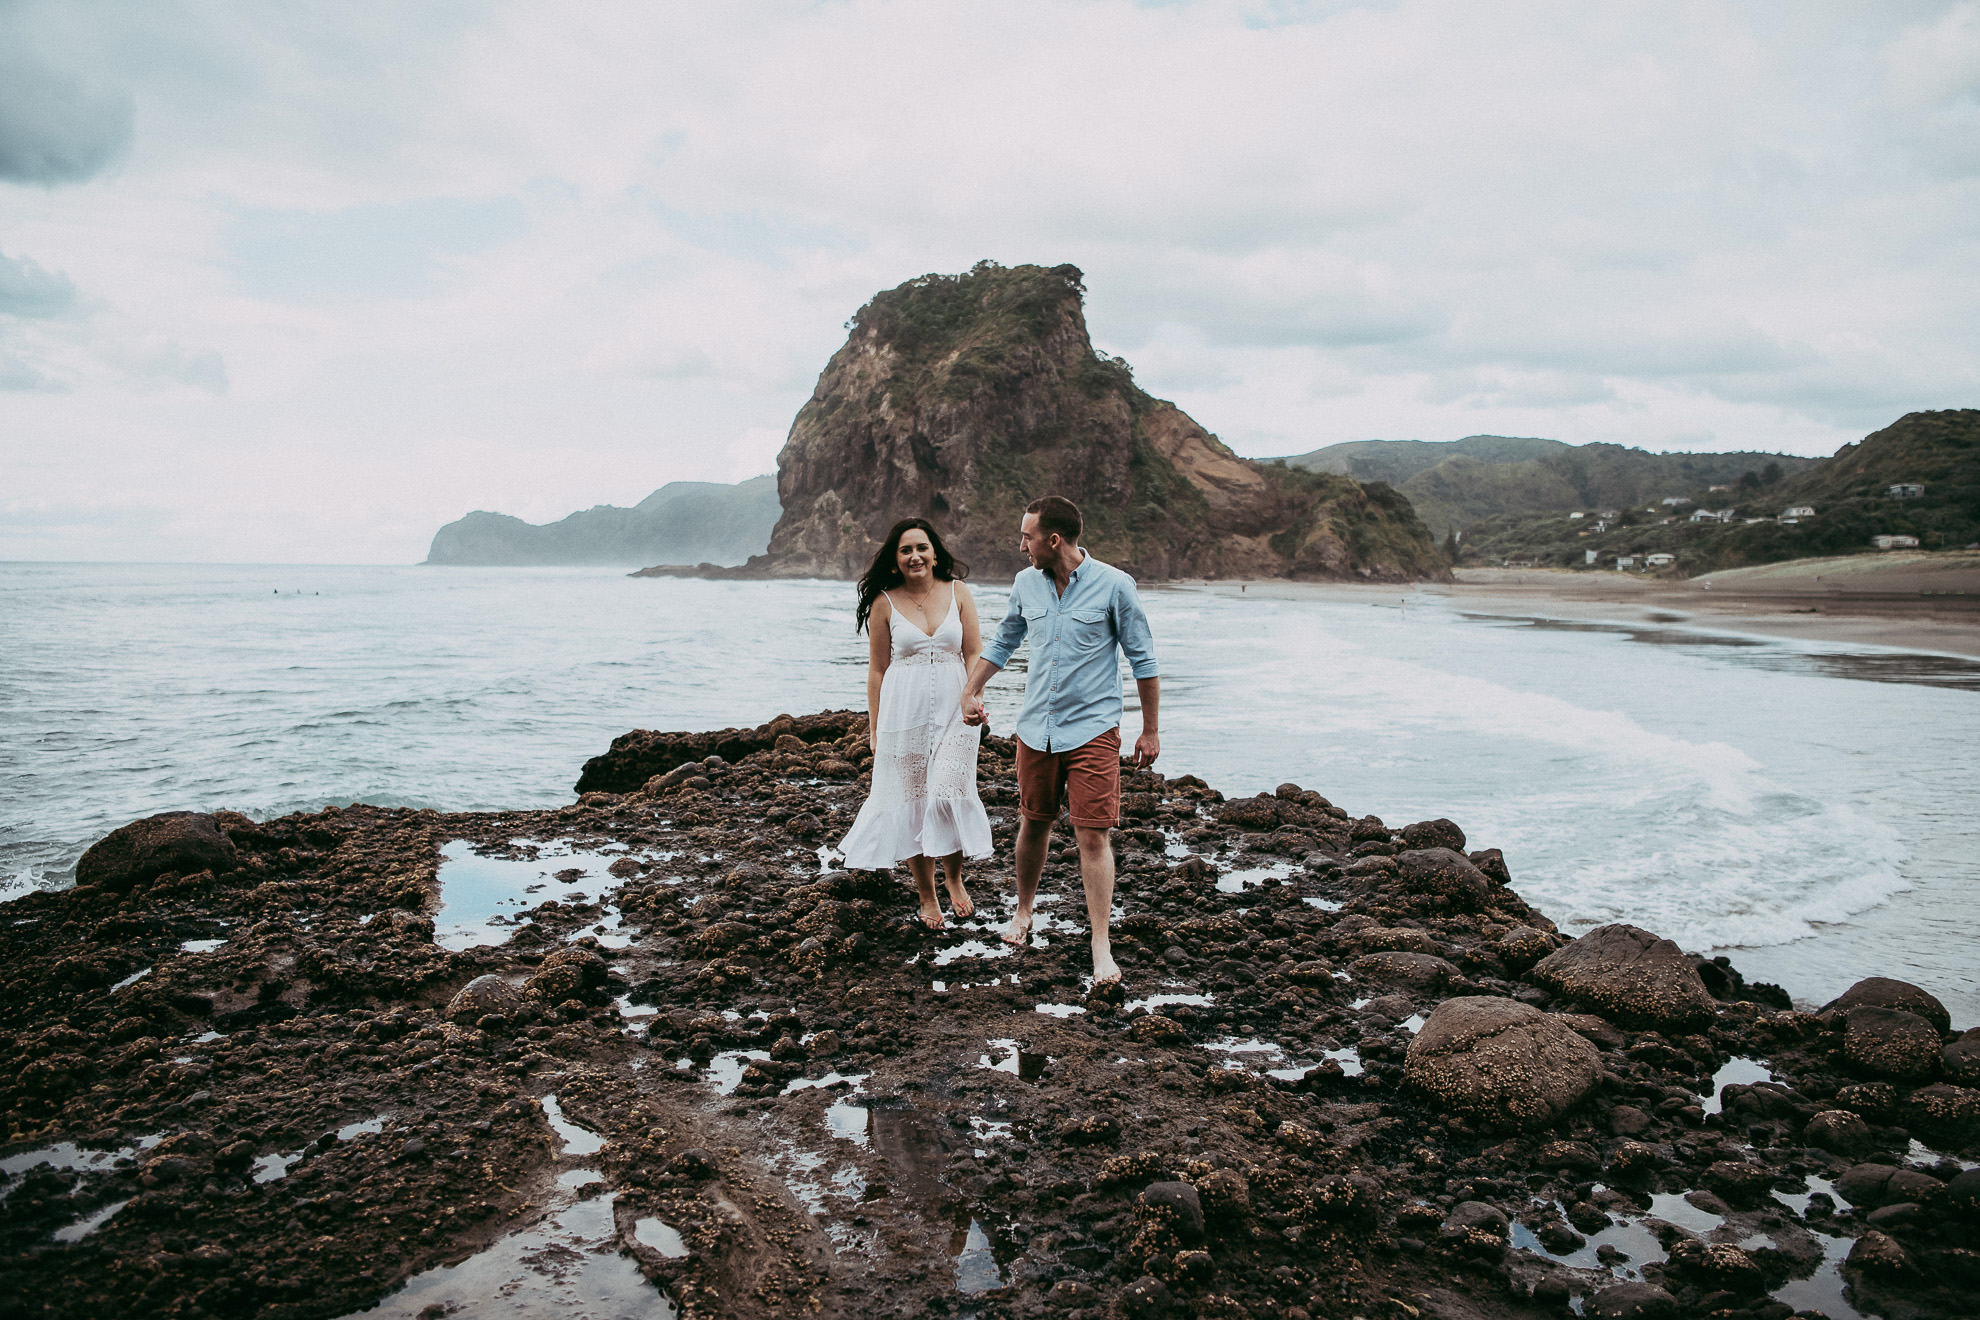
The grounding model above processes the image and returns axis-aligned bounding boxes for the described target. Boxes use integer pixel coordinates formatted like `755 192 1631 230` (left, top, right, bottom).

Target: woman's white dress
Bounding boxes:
837 591 993 869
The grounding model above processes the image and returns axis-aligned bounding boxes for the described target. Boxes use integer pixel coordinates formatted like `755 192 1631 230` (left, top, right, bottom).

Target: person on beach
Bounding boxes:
960 496 1160 986
837 518 993 928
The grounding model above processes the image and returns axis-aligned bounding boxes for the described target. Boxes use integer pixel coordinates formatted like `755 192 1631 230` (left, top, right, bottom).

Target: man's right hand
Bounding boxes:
960 692 986 726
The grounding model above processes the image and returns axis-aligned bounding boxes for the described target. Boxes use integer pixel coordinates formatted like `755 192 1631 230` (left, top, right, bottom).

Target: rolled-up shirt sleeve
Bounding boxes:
982 586 1030 669
1115 578 1160 679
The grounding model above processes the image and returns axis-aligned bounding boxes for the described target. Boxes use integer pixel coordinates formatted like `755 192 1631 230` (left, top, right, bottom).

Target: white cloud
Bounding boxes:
0 0 1976 561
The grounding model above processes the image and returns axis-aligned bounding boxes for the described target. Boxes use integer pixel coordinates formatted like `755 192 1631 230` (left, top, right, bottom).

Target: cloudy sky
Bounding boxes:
3 0 1976 562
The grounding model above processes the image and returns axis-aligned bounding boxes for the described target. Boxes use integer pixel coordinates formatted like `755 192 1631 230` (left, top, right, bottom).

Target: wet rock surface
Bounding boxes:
2 715 1975 1320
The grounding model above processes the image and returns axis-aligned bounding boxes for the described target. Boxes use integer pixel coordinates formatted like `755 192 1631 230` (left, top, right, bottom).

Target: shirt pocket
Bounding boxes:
1064 608 1110 652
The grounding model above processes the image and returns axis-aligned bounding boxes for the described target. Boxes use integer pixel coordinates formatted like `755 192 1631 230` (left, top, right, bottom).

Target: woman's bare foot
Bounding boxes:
944 874 975 919
1090 944 1122 985
1000 910 1033 947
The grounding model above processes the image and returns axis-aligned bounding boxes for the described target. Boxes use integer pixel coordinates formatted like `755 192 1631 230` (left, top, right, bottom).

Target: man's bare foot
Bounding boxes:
944 876 975 919
1090 944 1122 985
1001 911 1033 947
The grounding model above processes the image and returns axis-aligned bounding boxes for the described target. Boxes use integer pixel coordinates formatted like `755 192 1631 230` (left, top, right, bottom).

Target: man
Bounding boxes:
960 495 1160 986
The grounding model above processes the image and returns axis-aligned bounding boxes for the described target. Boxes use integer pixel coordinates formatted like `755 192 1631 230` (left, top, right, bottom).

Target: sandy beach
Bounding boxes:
1165 552 1980 659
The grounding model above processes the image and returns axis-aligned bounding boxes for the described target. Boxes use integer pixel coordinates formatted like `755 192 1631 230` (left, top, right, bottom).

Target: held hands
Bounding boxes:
960 692 987 726
1132 729 1160 767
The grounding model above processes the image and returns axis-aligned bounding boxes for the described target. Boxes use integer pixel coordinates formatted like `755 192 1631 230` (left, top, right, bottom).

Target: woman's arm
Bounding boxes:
866 594 892 744
957 582 982 666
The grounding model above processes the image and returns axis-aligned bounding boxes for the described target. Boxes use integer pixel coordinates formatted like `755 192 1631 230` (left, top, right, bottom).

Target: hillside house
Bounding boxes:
1690 507 1736 523
1783 505 1816 519
1872 534 1920 549
1661 496 1693 507
1569 511 1584 519
1888 483 1925 498
1645 553 1675 567
1614 555 1636 569
1585 549 1598 564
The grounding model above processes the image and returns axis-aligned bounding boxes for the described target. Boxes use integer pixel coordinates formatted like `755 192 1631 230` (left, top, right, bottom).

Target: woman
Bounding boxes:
837 518 992 929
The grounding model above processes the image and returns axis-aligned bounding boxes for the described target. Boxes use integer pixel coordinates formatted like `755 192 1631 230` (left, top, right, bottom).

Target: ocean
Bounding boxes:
3 561 1974 1023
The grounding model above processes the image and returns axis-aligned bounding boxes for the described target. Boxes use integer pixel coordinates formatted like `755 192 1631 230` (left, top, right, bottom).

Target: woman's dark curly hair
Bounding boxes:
855 518 969 632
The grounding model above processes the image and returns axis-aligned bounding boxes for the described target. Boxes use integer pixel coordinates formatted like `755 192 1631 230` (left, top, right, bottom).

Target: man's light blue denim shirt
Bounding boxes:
982 552 1160 754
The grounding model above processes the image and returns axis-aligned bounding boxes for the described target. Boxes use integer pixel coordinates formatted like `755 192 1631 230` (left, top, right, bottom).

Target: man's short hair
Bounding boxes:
1026 495 1081 542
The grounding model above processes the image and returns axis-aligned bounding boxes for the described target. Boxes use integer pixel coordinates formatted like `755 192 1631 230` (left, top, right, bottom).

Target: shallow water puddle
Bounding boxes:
1772 1230 1867 1320
953 1217 1004 1293
332 1185 672 1320
1303 895 1343 910
933 938 1012 967
1702 1056 1772 1114
109 967 150 992
824 1101 871 1146
178 938 226 954
976 1040 1049 1080
53 1199 129 1242
1 1139 151 1182
635 1218 690 1258
1644 1191 1723 1236
783 1070 868 1096
1216 862 1299 893
540 1094 606 1156
433 839 642 952
1513 1208 1664 1280
1124 992 1213 1013
1033 1002 1086 1017
702 1050 771 1095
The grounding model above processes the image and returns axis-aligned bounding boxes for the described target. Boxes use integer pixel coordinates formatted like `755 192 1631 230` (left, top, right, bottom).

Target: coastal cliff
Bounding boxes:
3 717 1975 1320
650 263 1448 583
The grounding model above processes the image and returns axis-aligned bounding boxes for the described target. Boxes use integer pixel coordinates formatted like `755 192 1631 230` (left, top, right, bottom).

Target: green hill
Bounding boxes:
425 475 780 566
1272 437 1819 535
1456 410 1980 573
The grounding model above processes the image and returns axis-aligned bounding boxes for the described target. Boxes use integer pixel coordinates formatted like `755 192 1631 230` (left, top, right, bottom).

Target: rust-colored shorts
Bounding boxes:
1016 728 1121 830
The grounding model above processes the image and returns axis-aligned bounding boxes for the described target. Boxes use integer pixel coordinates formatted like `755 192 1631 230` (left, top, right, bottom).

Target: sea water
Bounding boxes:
2 563 1974 1020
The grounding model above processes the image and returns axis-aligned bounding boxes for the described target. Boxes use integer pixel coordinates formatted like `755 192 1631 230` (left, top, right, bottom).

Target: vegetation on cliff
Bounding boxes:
754 261 1447 582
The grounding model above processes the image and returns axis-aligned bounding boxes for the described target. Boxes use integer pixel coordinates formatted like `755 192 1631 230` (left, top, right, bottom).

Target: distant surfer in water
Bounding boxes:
960 496 1161 987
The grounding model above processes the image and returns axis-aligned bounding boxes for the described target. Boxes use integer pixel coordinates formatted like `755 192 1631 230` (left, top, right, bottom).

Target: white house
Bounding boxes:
1661 496 1692 507
1614 555 1636 569
1783 505 1816 519
1690 508 1736 523
1645 553 1676 567
1872 534 1920 549
1568 511 1584 519
1888 483 1925 499
1585 549 1598 564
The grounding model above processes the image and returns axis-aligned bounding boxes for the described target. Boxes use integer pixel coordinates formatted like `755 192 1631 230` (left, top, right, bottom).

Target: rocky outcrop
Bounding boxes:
7 713 1976 1320
73 810 237 893
1402 996 1604 1130
699 262 1447 583
574 709 864 794
1844 1005 1943 1080
1527 923 1717 1031
426 475 780 567
1823 976 1952 1034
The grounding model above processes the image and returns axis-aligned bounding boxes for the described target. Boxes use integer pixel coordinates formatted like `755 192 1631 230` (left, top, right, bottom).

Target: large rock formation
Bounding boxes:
725 262 1447 582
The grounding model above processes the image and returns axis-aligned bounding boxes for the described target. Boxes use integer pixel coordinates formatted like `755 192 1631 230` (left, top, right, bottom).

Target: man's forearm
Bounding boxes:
1135 676 1160 731
964 657 1003 698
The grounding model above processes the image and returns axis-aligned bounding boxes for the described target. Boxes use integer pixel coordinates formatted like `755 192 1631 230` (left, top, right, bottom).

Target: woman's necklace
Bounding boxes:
898 580 939 622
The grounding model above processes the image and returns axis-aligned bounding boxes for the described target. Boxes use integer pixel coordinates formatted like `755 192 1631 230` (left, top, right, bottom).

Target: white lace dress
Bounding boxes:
837 591 993 870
